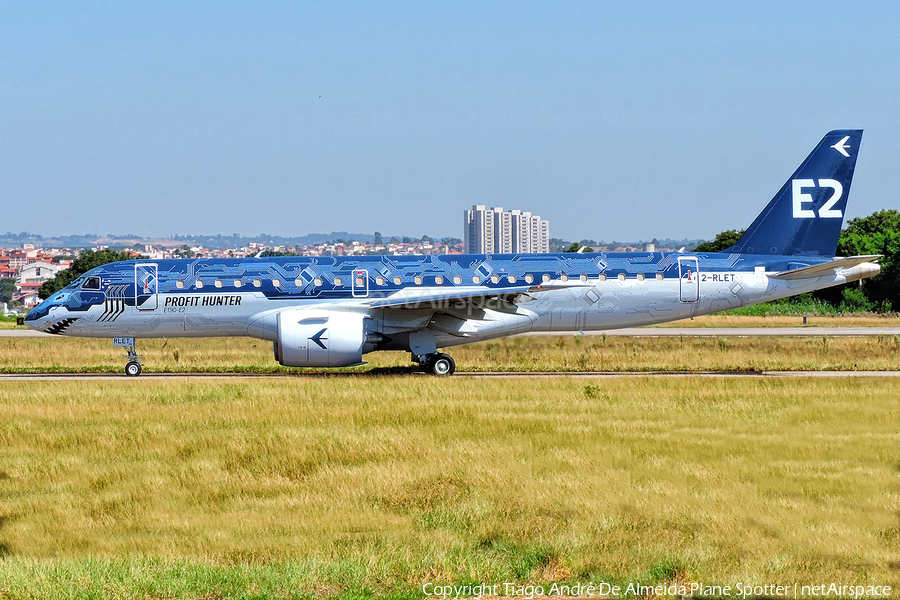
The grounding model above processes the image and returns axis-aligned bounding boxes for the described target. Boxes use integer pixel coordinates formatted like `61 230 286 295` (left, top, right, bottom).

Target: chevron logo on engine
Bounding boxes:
309 328 328 350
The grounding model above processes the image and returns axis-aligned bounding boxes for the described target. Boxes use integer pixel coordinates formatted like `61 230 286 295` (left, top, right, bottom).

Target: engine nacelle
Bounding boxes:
274 309 369 367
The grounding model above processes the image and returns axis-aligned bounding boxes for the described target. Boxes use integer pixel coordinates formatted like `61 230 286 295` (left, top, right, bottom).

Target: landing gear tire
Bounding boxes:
428 353 456 376
125 361 142 377
120 341 144 376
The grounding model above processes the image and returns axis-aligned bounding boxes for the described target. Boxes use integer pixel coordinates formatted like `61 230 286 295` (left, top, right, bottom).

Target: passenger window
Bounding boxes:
196 280 204 289
393 276 402 285
253 279 262 288
637 273 645 282
453 276 462 284
314 277 323 286
376 276 384 285
414 276 423 285
599 274 607 282
542 274 550 283
618 273 626 281
656 273 664 281
435 275 444 285
82 277 101 290
507 275 516 283
176 280 185 289
490 275 500 284
294 278 303 286
525 274 534 284
560 274 569 282
272 279 281 287
235 279 243 287
334 277 342 286
355 277 364 287
215 280 223 288
580 274 588 282
473 275 481 284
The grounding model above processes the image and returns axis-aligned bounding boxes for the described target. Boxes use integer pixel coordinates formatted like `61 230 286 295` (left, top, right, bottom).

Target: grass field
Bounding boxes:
4 313 900 331
2 333 899 374
0 377 898 599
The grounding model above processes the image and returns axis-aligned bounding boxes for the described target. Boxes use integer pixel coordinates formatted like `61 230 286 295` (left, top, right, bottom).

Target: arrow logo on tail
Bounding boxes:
309 327 328 350
831 135 851 158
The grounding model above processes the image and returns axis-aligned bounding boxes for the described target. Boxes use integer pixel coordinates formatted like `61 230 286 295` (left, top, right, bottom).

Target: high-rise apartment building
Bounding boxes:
464 205 550 254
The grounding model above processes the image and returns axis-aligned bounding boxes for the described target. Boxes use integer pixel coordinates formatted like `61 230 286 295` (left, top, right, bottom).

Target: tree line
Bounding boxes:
693 210 899 312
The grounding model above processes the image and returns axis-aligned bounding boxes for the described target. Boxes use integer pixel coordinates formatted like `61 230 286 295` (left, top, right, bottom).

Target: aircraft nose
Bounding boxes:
24 296 58 327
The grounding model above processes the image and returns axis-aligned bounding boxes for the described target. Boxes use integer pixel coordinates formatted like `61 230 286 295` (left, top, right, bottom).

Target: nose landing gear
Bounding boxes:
114 337 143 376
416 352 456 376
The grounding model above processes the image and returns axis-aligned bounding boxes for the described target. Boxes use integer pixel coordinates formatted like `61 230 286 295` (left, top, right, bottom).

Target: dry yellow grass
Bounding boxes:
0 377 898 598
2 334 900 374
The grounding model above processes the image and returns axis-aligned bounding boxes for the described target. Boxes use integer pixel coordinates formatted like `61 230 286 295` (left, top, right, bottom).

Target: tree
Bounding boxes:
702 212 899 312
832 209 900 311
693 229 745 253
174 245 195 258
1 278 15 304
373 232 383 245
564 242 582 253
38 249 142 300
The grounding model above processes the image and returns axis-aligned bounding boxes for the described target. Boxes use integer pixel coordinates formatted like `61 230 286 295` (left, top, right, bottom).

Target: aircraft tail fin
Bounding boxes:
728 129 863 257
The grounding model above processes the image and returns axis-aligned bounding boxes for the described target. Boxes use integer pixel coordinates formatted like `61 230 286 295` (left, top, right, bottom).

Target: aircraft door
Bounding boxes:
135 263 158 310
678 257 699 303
352 269 369 297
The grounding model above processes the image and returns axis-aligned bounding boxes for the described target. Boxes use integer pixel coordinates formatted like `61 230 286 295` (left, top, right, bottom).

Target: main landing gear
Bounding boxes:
416 352 456 376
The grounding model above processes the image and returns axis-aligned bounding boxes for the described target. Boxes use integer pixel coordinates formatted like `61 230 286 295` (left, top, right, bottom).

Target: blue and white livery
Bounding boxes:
26 130 880 375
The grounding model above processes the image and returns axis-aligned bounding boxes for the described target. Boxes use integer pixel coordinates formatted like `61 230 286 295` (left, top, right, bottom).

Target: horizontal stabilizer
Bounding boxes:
769 255 881 280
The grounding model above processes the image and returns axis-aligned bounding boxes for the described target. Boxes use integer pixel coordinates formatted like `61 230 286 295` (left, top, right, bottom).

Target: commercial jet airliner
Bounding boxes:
26 130 880 376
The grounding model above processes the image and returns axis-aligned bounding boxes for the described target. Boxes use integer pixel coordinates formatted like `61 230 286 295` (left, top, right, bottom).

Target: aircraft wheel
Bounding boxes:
429 353 456 376
125 361 143 377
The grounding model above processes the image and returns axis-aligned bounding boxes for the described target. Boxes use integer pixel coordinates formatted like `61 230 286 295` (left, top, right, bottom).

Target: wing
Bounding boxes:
367 282 590 309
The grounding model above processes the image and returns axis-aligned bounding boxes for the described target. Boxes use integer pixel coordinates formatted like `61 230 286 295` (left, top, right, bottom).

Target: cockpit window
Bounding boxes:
82 277 101 290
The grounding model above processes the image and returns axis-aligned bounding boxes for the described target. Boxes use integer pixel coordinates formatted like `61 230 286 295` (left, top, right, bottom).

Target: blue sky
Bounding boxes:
2 1 898 241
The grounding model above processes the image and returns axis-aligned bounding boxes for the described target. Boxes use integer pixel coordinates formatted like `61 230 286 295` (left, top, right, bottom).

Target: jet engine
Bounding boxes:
274 309 371 367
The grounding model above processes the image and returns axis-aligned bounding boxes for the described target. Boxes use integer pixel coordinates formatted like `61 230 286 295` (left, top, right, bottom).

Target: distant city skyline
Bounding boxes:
0 228 702 251
464 205 550 254
3 2 897 241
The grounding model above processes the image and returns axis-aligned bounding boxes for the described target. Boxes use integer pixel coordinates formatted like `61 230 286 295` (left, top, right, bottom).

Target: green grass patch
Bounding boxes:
717 294 842 317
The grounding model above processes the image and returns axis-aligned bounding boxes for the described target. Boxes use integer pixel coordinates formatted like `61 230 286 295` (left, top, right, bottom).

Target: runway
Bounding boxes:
3 327 900 338
524 326 900 337
2 370 899 381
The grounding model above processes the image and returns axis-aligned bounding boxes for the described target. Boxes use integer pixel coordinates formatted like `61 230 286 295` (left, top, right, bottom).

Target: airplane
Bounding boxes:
25 129 880 376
